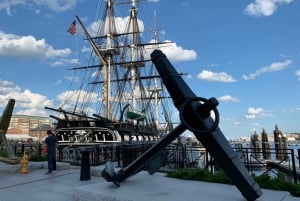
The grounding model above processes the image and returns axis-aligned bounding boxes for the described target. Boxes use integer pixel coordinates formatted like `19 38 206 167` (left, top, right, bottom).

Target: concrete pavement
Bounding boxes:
0 161 298 201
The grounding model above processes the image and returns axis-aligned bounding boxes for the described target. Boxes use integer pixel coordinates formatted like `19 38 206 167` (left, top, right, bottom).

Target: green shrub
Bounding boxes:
253 174 300 197
166 168 231 184
29 153 46 161
211 170 232 184
167 169 210 181
0 150 9 157
167 168 300 197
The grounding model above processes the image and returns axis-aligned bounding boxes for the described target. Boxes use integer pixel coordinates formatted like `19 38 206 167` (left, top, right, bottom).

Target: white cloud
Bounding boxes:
0 0 76 15
251 128 258 133
54 80 62 85
292 108 300 112
56 90 98 104
139 39 197 62
33 0 76 12
209 64 219 68
295 70 300 81
197 70 236 82
65 76 79 82
245 107 264 119
251 122 261 127
0 80 52 116
218 95 240 103
88 16 144 36
244 107 273 119
0 0 25 16
55 90 99 115
245 0 294 17
87 17 197 63
243 60 291 80
185 74 193 79
0 81 20 101
233 121 241 125
0 31 71 59
221 117 241 126
159 42 197 62
182 2 190 8
50 58 79 67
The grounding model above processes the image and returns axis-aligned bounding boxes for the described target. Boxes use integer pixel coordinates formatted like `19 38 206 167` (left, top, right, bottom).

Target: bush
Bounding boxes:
167 168 300 197
253 174 300 197
167 168 231 184
0 150 9 157
29 153 46 161
211 170 232 184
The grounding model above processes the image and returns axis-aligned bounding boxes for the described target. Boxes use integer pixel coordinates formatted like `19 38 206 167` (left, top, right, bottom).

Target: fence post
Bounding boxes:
14 143 17 154
298 149 300 170
38 143 42 155
291 149 297 184
246 148 250 172
21 144 25 154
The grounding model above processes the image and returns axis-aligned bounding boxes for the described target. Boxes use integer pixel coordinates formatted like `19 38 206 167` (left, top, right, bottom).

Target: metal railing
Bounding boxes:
0 142 42 156
1 142 299 183
235 147 299 183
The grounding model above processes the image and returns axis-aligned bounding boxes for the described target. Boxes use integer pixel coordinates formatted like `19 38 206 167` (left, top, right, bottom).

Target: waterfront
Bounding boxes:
2 139 300 183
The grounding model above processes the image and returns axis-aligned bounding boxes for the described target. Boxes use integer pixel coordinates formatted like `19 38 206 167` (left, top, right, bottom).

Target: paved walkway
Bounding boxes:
0 161 299 201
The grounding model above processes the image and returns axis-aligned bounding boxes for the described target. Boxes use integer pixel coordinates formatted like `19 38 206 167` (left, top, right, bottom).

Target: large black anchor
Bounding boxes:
102 50 262 201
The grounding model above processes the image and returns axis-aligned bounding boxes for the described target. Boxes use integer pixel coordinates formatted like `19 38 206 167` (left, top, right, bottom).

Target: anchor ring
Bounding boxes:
179 97 220 134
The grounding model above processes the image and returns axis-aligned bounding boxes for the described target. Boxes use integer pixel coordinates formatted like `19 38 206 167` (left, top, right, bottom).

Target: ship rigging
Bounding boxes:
45 0 176 144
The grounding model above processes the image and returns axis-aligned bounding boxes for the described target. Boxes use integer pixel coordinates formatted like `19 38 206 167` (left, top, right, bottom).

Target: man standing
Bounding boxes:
45 130 57 174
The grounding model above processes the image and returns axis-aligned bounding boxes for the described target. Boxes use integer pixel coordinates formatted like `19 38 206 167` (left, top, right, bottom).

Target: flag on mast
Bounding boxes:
67 20 76 35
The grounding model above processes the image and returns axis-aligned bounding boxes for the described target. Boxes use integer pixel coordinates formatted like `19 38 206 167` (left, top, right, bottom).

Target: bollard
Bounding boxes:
80 150 90 181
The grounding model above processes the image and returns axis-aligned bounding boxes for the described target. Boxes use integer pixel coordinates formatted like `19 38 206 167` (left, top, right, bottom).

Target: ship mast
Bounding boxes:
75 0 116 119
103 0 114 119
98 0 120 119
121 0 145 117
129 0 142 113
148 10 162 128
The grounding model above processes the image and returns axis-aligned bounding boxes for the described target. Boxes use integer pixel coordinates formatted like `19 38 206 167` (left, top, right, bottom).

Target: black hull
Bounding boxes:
54 120 160 144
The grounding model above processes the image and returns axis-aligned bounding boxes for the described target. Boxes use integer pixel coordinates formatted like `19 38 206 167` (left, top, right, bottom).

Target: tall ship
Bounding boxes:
46 0 176 144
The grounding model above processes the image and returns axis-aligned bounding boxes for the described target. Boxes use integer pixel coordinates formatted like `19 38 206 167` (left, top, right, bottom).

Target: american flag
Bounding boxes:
67 20 76 35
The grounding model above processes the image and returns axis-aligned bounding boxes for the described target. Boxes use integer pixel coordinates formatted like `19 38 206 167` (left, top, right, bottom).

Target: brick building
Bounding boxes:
7 115 53 141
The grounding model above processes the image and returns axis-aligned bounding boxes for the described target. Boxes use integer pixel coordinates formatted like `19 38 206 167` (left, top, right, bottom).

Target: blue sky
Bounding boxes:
0 0 300 140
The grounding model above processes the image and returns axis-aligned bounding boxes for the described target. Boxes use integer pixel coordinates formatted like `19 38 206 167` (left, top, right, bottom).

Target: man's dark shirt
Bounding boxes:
45 135 57 154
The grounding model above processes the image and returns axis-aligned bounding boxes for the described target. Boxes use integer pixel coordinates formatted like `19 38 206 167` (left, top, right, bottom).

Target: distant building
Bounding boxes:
7 115 53 141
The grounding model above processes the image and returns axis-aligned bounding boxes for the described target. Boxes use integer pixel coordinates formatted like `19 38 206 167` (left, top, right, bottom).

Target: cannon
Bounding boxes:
0 99 17 160
102 50 262 201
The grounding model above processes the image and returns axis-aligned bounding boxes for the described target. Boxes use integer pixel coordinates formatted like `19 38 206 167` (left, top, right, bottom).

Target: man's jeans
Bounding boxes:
47 154 55 173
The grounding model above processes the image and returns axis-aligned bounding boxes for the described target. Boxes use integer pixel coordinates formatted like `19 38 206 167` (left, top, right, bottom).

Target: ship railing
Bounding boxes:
55 127 122 144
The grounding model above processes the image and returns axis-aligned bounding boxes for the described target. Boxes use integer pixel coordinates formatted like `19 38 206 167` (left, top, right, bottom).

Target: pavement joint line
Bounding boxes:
0 170 80 190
